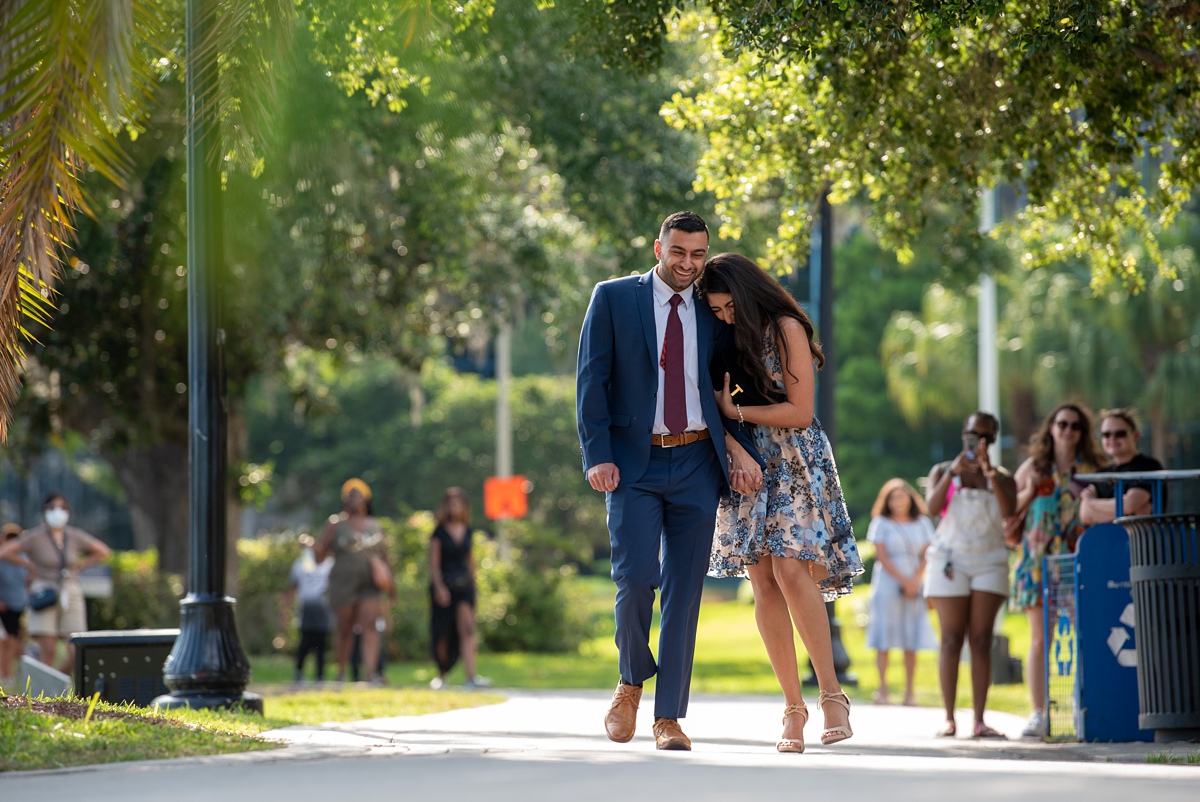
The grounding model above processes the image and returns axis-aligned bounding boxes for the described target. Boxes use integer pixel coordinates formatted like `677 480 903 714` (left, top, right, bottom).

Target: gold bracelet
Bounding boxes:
736 404 744 425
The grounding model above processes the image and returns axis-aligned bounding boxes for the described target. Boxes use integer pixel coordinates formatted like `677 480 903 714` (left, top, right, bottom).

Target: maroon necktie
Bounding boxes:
661 294 686 435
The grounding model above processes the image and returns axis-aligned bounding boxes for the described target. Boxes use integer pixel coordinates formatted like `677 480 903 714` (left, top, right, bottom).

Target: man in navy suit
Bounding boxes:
577 211 761 750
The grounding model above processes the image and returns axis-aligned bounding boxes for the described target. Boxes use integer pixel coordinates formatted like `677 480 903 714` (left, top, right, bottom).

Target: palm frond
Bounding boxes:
0 0 294 439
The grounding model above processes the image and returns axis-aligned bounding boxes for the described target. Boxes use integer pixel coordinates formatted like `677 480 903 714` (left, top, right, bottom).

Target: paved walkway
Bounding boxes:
264 687 1194 764
3 689 1197 800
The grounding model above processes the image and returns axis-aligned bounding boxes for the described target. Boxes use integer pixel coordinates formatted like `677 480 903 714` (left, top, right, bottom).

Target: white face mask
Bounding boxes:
44 508 69 529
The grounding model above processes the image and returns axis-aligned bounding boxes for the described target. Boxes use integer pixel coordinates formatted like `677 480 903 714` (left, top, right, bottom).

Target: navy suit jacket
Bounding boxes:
577 268 761 491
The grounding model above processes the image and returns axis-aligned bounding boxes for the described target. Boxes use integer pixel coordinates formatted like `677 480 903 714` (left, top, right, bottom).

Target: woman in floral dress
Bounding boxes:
699 253 863 754
1009 401 1103 737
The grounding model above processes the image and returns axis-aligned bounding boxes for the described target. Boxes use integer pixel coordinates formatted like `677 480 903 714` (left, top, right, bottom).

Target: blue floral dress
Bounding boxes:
708 333 863 600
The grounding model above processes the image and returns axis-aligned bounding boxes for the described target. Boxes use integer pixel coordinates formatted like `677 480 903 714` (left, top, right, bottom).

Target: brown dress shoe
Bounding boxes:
605 682 642 742
652 718 692 751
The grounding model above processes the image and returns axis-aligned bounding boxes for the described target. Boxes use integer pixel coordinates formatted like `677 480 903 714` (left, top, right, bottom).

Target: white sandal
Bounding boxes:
818 691 853 745
777 700 808 753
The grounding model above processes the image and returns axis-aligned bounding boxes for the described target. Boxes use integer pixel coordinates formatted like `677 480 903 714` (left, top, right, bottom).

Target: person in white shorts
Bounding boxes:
924 412 1016 740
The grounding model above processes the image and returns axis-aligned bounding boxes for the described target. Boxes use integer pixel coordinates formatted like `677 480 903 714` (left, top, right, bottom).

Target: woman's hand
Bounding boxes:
433 584 451 608
948 450 972 477
977 447 997 481
717 372 738 419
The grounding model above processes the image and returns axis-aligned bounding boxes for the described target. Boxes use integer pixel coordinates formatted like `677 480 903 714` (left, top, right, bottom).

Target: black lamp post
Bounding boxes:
153 0 261 714
802 187 857 688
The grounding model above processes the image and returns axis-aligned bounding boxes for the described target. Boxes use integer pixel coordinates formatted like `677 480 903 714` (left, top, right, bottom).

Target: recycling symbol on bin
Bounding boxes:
1106 603 1138 667
1054 608 1075 676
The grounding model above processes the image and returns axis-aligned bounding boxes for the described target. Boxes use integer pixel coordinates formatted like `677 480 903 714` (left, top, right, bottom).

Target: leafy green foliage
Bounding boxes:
0 0 291 436
590 2 1200 286
246 357 609 562
831 220 968 513
15 6 608 568
87 549 182 632
879 210 1200 460
475 523 597 653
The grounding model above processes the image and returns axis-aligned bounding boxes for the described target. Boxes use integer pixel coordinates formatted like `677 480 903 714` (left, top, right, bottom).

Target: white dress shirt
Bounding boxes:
651 269 706 434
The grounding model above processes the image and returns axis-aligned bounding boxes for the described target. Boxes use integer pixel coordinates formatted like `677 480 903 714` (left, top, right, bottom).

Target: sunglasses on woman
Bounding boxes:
1100 429 1129 439
1054 420 1083 432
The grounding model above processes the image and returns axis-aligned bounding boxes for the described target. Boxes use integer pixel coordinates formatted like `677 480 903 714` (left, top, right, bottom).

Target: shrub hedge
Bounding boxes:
85 514 598 662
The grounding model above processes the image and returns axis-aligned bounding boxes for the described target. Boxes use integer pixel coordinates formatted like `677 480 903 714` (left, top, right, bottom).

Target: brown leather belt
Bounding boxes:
651 429 711 448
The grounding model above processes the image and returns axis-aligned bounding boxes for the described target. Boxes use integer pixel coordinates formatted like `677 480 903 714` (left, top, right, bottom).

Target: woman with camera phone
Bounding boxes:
923 412 1016 739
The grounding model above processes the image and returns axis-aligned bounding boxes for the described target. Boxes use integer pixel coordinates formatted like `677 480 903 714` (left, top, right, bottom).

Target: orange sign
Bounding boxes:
484 475 529 520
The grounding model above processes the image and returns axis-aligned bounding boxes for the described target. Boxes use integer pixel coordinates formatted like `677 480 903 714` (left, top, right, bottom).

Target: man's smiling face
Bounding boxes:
654 229 709 292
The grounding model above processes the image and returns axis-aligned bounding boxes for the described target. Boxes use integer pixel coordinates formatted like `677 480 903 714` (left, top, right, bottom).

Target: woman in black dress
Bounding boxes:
428 487 490 689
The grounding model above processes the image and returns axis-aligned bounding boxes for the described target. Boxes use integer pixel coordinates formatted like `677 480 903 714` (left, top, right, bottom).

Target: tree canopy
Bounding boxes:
584 1 1200 285
7 0 725 565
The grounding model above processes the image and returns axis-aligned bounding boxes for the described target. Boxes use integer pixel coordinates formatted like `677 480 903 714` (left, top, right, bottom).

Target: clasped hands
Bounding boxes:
586 450 762 497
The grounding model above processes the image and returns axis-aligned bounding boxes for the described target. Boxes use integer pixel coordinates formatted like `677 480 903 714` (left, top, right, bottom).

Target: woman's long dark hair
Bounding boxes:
698 253 824 402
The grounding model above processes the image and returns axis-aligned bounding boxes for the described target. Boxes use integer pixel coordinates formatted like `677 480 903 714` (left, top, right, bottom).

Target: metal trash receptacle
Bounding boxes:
72 629 179 706
1117 513 1200 742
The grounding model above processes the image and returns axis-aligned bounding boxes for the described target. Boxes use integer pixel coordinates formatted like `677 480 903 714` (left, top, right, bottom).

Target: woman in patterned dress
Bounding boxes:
1008 402 1103 737
698 253 864 753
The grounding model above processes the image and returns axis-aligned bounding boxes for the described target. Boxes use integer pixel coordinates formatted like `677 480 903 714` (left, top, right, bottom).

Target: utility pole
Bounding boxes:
978 189 1001 463
154 0 261 714
495 321 512 554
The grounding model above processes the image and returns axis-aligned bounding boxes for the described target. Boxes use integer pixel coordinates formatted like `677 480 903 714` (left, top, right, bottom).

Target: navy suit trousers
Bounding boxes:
607 439 722 719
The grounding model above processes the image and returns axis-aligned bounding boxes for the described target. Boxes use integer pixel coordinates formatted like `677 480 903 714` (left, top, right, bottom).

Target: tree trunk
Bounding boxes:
108 442 190 574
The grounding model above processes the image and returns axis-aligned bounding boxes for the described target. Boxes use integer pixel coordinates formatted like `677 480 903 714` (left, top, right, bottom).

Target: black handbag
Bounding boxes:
709 345 784 407
29 586 59 611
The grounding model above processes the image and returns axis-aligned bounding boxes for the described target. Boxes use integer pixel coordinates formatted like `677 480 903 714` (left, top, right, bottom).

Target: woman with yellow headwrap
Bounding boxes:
315 478 391 684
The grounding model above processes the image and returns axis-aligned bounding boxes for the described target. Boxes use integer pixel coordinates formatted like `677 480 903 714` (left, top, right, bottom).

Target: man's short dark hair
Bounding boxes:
660 211 708 240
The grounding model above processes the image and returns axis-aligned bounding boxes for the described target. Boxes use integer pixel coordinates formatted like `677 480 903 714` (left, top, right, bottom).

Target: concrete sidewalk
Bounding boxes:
3 688 1198 802
264 687 1197 766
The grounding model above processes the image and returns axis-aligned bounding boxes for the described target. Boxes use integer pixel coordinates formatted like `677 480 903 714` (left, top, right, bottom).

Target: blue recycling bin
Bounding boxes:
1073 524 1153 742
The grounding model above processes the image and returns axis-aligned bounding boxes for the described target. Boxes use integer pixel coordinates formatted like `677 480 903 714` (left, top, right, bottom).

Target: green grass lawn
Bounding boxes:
0 685 500 772
252 574 1036 716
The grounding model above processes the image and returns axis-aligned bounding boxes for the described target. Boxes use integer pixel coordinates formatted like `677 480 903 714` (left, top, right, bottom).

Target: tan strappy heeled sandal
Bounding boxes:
777 700 808 753
818 690 853 745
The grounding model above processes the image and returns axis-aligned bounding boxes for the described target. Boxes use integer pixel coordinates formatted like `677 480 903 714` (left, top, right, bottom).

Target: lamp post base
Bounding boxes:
152 690 264 714
154 593 262 715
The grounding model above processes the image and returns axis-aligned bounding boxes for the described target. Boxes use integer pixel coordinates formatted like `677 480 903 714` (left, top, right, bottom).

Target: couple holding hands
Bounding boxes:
576 211 863 752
